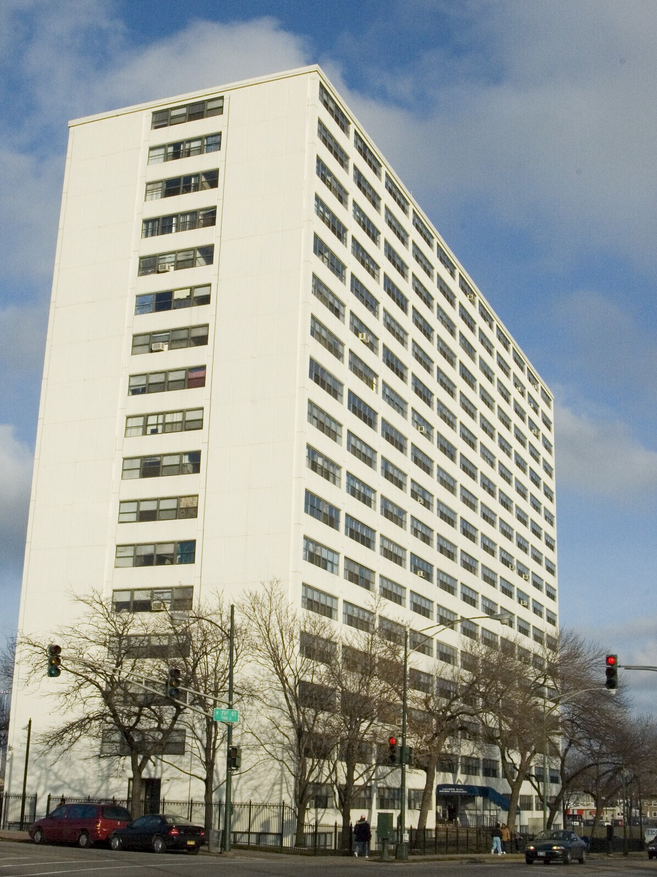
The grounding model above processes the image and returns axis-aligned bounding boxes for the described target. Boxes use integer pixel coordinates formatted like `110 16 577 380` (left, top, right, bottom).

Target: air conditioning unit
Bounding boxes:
467 292 476 303
151 342 168 352
358 332 369 342
417 425 426 435
521 574 530 581
151 600 167 612
531 428 540 437
417 497 424 506
417 570 426 578
519 599 529 608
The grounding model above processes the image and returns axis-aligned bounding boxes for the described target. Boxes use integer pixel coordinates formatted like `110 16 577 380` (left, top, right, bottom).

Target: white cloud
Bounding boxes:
556 403 657 502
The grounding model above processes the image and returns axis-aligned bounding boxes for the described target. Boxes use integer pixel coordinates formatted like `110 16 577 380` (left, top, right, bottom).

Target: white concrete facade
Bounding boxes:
8 66 558 828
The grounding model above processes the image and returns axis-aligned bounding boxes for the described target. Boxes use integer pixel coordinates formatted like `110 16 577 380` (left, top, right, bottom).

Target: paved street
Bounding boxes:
2 841 657 877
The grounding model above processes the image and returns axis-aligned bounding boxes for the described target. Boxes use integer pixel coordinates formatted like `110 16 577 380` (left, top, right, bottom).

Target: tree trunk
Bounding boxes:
505 774 526 832
203 717 216 837
130 752 144 819
340 758 356 851
417 752 437 832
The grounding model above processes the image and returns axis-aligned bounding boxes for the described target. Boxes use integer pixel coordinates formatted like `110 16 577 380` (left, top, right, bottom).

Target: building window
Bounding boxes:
307 445 342 486
381 457 407 490
308 400 342 444
461 584 478 608
148 133 222 164
304 490 341 530
302 583 338 619
348 390 377 429
316 156 348 208
411 412 433 444
318 119 349 170
145 170 219 201
437 337 456 368
410 480 433 512
460 550 478 575
152 97 223 128
385 207 408 247
412 242 433 280
125 408 203 437
381 420 407 455
437 368 456 399
135 284 211 315
347 431 376 469
118 495 198 523
410 553 433 583
313 234 346 283
460 518 478 544
350 275 380 319
382 382 408 419
319 82 350 135
412 374 433 408
138 246 214 275
384 240 408 280
354 129 381 178
311 315 344 362
344 515 376 550
437 432 456 463
348 355 378 394
383 274 408 315
379 576 405 606
381 496 407 529
383 309 408 346
303 536 339 575
312 274 345 321
343 601 374 631
411 516 433 546
412 342 434 377
115 540 195 567
437 500 456 529
344 557 375 591
122 450 200 479
410 591 433 620
113 586 193 613
128 366 206 395
309 358 343 402
346 472 375 508
382 345 408 382
385 173 409 215
131 324 209 355
436 242 456 278
315 194 347 245
380 535 406 567
354 166 380 212
142 208 216 238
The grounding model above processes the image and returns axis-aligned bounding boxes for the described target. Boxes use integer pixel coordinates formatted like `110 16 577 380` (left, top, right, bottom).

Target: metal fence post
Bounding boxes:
279 802 285 851
248 800 252 848
46 794 51 817
334 821 338 853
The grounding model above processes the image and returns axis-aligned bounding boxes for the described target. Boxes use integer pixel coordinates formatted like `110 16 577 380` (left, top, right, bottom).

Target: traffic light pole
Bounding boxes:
222 604 235 853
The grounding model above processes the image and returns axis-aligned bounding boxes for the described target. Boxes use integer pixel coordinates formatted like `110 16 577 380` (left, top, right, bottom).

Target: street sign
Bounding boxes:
213 708 239 723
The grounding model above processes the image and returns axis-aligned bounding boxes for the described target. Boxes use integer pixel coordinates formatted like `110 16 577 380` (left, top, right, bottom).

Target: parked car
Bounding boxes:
525 830 588 865
29 803 132 847
109 813 205 854
647 836 657 858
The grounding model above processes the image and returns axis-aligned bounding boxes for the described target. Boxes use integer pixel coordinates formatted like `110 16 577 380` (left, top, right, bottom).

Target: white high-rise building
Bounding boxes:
7 66 558 827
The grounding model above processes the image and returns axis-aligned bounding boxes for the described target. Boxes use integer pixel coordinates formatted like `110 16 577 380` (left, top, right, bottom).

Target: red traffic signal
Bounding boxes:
605 654 618 690
388 736 397 746
388 735 398 764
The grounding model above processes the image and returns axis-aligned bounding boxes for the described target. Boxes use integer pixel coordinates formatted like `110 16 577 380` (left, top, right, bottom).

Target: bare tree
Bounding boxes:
155 597 246 836
20 592 186 817
240 580 337 846
0 636 16 784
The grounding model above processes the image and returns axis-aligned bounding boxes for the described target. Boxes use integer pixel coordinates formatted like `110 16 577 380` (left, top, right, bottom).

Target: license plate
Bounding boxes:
187 840 195 846
537 852 546 857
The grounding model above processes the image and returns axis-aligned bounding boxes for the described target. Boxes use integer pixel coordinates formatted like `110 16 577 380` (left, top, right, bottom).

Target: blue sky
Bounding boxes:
1 0 656 707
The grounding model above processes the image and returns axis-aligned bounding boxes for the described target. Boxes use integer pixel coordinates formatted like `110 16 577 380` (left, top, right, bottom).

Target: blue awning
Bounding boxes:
436 784 510 810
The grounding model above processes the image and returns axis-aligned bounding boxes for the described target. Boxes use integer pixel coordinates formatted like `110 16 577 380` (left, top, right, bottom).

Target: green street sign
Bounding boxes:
213 708 239 723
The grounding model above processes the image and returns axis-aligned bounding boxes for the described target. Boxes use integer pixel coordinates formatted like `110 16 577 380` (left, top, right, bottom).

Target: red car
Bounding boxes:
29 803 132 847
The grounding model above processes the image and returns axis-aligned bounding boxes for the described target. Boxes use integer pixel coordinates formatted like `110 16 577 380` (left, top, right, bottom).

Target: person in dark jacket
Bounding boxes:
354 815 372 858
491 823 503 854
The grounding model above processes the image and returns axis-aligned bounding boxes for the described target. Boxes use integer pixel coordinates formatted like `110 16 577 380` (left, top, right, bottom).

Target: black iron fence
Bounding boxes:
408 825 524 855
0 794 37 830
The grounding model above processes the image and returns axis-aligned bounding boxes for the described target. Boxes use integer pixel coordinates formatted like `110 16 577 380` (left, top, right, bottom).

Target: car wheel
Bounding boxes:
563 851 572 865
77 832 91 849
33 828 45 845
152 835 166 854
110 835 122 851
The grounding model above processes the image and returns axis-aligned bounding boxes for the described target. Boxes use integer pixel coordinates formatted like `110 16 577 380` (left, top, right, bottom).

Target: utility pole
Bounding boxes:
222 604 235 853
19 718 31 830
397 629 408 861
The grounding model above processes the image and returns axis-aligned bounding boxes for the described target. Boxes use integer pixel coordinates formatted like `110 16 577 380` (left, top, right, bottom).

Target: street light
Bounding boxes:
396 611 512 860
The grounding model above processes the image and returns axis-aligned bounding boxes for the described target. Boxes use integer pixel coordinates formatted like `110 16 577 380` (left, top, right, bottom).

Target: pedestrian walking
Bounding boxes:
354 814 371 858
491 823 503 854
501 823 511 853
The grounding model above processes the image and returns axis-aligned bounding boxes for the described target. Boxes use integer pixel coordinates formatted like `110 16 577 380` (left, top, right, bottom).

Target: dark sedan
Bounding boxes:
525 830 587 865
109 813 205 854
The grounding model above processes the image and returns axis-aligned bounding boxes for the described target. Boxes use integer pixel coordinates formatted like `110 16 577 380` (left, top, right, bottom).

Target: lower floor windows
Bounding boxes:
303 536 339 575
302 583 338 619
115 540 195 567
125 408 203 437
113 586 193 613
118 495 198 522
122 450 201 479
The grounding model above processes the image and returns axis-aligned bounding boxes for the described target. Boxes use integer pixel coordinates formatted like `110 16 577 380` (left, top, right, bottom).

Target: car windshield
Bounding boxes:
163 814 196 826
536 831 570 841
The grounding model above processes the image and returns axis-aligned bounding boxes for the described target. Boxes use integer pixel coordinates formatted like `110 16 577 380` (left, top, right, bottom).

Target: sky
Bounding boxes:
1 0 656 708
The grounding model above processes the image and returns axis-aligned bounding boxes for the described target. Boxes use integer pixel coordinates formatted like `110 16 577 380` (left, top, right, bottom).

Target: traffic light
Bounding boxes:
402 745 414 766
167 666 182 699
605 655 618 690
47 644 62 678
388 735 398 764
228 746 242 770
